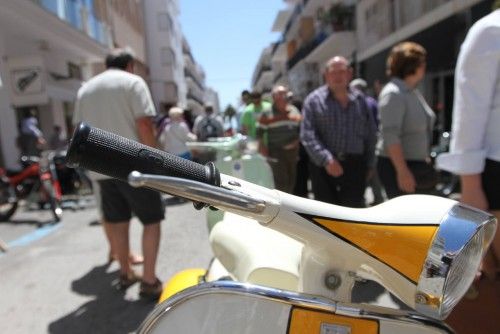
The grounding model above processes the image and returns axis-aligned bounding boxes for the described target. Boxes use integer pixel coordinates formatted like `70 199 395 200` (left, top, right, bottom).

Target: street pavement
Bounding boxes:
0 197 212 334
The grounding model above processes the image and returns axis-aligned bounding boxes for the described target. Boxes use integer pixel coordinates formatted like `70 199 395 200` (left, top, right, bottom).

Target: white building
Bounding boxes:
183 37 207 117
0 0 112 169
143 0 187 115
205 87 221 115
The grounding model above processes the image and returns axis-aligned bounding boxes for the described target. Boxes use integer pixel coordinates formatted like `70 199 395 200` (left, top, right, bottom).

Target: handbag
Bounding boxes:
407 160 438 191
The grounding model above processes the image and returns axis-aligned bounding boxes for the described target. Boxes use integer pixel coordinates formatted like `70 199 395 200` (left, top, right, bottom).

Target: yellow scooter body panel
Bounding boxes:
159 268 206 303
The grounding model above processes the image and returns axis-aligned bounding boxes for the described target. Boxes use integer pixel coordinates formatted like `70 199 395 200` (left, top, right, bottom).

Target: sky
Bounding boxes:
179 0 285 110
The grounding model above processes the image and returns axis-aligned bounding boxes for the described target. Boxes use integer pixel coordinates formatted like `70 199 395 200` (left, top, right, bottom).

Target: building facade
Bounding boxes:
182 37 207 117
143 0 187 115
357 0 494 133
259 0 494 135
261 0 357 100
0 0 114 168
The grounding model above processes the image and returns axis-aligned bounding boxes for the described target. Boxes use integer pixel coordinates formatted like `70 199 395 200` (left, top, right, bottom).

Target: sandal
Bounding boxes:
117 271 141 290
139 278 163 301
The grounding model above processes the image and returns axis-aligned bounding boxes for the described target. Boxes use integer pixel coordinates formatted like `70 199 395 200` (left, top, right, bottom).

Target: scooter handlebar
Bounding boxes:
65 123 220 187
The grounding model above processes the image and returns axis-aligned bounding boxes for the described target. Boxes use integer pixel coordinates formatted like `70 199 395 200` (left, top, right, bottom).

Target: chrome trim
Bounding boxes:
137 281 337 333
138 281 453 334
416 203 497 319
128 171 267 214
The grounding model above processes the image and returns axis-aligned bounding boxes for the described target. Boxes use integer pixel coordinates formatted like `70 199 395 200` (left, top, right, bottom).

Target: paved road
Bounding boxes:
0 197 212 334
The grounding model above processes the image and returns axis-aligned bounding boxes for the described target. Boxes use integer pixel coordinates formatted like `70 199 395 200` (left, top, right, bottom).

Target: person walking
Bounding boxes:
18 108 46 157
350 78 385 205
73 48 165 299
159 107 197 160
301 56 377 208
193 103 224 142
377 42 436 199
257 85 301 193
240 91 272 139
437 7 500 333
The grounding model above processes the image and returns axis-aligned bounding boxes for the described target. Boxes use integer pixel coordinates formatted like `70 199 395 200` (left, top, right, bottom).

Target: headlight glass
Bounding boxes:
442 229 483 316
415 204 496 320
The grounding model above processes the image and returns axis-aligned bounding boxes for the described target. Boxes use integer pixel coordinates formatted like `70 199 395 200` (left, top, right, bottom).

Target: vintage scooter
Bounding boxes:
186 134 274 231
67 123 497 334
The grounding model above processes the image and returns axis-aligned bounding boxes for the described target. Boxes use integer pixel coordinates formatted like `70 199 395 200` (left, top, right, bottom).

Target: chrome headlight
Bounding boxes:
415 204 496 319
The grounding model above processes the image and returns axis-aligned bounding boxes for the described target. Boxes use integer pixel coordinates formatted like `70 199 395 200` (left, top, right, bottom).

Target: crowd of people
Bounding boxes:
27 9 495 324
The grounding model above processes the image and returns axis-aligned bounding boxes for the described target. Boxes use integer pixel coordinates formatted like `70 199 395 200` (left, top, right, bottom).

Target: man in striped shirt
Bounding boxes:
300 56 377 207
257 85 301 193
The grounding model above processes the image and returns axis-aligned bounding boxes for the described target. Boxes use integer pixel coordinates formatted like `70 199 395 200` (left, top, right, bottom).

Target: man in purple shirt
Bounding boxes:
300 56 377 207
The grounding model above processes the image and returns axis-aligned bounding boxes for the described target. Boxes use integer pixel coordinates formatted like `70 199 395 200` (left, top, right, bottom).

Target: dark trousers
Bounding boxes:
377 156 434 199
309 156 367 208
293 143 309 197
269 147 298 193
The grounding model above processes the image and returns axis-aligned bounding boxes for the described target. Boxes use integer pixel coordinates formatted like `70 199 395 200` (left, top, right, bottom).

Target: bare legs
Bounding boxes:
142 222 161 284
107 221 132 277
106 220 160 283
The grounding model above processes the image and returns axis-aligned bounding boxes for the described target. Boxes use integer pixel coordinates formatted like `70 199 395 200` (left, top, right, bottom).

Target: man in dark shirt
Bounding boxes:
300 56 377 207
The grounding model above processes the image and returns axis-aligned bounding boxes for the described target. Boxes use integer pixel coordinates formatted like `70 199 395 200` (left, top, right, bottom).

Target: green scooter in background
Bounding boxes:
187 134 274 232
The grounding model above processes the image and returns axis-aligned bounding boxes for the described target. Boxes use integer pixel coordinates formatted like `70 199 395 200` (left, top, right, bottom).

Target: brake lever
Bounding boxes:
128 171 267 215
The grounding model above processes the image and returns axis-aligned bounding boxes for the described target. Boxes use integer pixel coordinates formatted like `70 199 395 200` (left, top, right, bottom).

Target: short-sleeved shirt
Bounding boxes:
240 101 272 139
257 104 301 150
73 68 157 179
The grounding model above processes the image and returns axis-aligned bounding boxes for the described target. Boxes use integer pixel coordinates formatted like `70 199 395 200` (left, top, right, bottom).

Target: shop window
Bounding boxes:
68 63 82 80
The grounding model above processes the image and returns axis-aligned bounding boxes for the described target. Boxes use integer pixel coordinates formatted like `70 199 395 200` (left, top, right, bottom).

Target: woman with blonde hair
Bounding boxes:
377 41 436 198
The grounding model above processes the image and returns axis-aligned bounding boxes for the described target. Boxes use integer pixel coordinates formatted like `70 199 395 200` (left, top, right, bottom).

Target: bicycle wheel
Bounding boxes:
0 179 18 221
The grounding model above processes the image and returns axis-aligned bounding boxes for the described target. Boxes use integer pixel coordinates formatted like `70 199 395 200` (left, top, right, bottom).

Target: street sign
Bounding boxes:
6 55 48 106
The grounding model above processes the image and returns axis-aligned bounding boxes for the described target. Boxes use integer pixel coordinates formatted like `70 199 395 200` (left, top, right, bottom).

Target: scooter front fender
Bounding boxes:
159 268 206 303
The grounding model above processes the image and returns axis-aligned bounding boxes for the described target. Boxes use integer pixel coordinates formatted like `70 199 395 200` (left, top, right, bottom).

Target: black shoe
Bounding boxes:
139 278 163 301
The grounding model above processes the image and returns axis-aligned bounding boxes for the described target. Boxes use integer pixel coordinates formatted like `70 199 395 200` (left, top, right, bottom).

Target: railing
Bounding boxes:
286 4 355 70
33 0 111 46
286 33 326 70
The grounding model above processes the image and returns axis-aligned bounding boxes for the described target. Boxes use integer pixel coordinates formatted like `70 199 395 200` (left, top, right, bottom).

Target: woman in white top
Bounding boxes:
158 107 197 160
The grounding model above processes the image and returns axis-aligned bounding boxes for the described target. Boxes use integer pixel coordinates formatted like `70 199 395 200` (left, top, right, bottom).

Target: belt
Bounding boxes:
335 152 364 161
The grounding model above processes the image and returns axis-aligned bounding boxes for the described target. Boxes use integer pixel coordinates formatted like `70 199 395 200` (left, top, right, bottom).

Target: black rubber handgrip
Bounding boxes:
66 123 220 187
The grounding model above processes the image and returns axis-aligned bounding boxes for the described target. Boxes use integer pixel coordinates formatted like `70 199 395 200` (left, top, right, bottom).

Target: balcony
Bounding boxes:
287 3 355 70
187 92 204 106
184 70 205 91
33 0 111 46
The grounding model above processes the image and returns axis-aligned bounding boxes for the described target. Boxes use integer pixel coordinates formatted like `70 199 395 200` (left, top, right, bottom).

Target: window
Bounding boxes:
68 63 82 80
158 13 173 31
161 48 175 66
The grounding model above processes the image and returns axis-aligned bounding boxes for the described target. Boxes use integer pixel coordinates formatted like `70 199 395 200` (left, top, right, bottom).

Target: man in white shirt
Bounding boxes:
73 49 164 299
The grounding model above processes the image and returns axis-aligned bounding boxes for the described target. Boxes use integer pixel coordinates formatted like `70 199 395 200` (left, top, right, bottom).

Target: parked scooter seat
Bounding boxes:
209 212 303 291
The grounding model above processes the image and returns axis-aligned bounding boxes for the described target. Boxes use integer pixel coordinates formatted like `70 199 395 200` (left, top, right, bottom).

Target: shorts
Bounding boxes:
482 159 500 210
98 179 164 224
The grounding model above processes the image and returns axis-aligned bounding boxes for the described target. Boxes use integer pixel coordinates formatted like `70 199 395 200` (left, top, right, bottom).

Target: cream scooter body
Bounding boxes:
65 124 496 334
136 171 495 334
